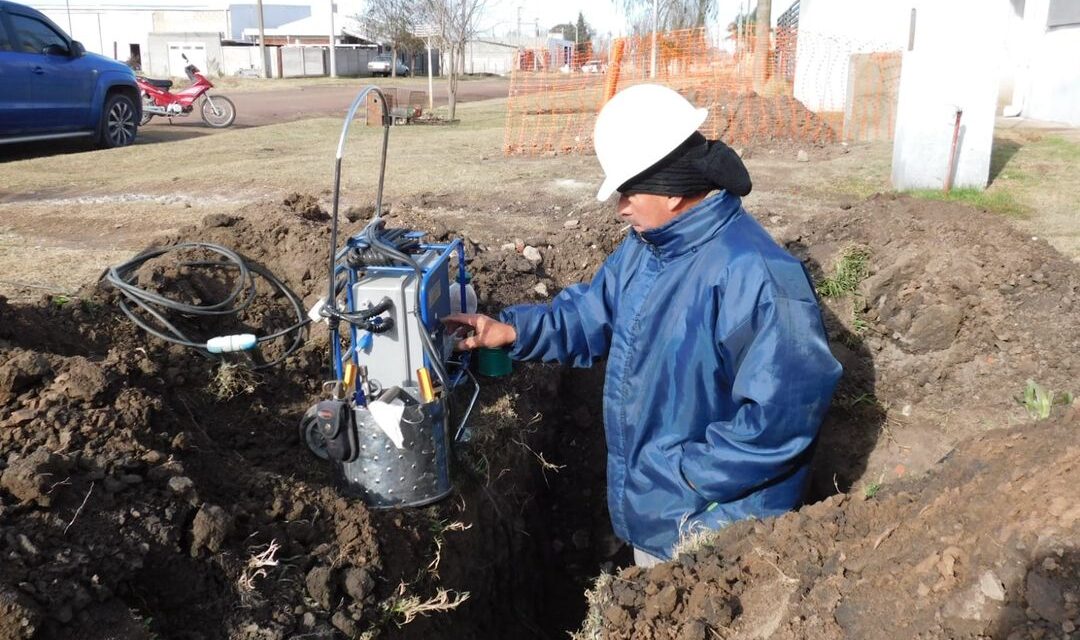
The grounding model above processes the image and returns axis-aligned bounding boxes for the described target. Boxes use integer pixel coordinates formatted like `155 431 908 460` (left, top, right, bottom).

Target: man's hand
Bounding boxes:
442 313 516 351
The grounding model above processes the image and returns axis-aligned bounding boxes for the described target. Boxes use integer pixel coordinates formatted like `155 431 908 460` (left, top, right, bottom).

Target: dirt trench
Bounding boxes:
2 189 1079 639
0 194 625 640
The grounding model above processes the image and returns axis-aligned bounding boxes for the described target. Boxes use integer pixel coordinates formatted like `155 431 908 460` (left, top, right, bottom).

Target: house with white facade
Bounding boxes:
23 0 372 77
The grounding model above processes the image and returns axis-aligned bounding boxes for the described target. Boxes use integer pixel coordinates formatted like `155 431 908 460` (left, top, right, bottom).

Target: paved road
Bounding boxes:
228 77 510 127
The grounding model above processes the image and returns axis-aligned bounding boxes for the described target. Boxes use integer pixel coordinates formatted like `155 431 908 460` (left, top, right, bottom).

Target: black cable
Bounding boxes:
104 242 308 369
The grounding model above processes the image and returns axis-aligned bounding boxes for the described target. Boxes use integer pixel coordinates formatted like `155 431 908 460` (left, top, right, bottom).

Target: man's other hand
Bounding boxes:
442 313 517 350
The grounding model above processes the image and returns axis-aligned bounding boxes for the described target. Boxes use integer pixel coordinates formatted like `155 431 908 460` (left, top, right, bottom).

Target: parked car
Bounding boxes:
367 53 409 77
0 0 140 148
581 59 607 74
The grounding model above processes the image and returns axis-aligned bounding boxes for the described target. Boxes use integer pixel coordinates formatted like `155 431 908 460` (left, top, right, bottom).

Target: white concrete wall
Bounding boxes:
1001 0 1080 125
147 32 223 76
465 41 516 75
281 46 325 77
891 0 1009 191
35 7 154 60
792 0 910 112
221 45 280 76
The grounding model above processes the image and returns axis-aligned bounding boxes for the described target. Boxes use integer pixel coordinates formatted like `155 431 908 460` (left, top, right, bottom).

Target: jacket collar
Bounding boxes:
637 191 742 259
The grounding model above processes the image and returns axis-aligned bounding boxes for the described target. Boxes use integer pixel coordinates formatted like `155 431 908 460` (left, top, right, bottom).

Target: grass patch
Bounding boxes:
816 246 871 298
834 174 888 199
907 187 1025 217
1020 379 1074 421
1035 135 1080 162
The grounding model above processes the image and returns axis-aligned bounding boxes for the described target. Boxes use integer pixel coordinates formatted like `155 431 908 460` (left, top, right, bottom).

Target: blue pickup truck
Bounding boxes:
0 0 139 148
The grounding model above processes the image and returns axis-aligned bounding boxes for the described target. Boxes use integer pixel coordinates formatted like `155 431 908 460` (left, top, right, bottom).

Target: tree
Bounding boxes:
421 0 488 120
574 12 593 44
363 0 419 77
620 0 717 33
752 0 771 91
551 22 577 40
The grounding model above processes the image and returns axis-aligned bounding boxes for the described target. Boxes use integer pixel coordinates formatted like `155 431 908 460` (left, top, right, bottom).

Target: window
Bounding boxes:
10 14 67 55
0 18 10 51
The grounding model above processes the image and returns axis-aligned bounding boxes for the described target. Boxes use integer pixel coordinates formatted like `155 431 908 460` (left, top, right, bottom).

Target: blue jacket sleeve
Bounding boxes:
679 292 842 505
497 244 624 368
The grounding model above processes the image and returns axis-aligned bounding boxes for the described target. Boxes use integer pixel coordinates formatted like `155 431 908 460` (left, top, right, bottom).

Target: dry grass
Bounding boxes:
386 583 470 626
207 362 260 400
572 571 615 640
0 98 597 204
0 96 599 300
237 539 281 605
427 519 472 579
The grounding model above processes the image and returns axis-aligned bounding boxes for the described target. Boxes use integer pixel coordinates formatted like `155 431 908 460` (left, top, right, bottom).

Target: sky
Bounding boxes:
480 0 764 38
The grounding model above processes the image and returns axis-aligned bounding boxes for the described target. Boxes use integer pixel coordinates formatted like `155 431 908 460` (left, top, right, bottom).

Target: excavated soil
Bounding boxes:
706 91 838 147
1 189 1078 640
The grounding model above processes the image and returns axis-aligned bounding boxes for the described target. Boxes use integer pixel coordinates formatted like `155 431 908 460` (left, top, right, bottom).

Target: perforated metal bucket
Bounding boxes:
337 398 452 508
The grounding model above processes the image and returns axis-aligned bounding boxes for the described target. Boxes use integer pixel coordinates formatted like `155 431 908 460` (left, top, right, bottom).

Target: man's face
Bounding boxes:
617 193 681 233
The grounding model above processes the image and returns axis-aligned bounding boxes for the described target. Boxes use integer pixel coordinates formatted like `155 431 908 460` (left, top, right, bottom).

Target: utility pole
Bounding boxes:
426 37 433 111
650 0 658 78
257 0 268 78
517 6 522 37
328 0 337 78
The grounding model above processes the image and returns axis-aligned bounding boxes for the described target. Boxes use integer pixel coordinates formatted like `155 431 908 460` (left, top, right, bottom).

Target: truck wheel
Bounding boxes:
97 93 138 148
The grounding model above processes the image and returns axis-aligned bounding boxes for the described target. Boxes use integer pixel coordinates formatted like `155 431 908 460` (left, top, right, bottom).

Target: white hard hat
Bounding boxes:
593 84 709 201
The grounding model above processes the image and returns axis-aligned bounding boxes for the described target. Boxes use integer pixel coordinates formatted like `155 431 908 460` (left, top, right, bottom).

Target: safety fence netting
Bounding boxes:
503 28 902 156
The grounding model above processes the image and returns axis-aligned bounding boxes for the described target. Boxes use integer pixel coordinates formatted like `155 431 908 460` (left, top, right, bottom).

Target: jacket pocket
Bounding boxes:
664 446 710 510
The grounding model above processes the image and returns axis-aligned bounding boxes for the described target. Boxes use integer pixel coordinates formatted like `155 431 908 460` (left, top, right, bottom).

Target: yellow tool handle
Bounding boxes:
343 363 357 392
417 367 435 403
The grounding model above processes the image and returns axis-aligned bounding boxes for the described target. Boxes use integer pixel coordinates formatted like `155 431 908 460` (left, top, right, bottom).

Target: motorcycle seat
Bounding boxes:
142 77 173 89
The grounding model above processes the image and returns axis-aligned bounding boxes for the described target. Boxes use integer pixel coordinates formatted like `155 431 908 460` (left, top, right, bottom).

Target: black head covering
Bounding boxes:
617 132 752 198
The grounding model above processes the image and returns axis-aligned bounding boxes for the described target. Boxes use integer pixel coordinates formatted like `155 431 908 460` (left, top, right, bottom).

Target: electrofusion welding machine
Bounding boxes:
300 87 479 509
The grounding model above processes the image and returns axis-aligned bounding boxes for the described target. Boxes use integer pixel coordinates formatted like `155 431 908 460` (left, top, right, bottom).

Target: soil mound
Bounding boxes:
2 190 1079 640
708 91 838 146
779 194 1080 492
578 412 1080 640
0 194 628 639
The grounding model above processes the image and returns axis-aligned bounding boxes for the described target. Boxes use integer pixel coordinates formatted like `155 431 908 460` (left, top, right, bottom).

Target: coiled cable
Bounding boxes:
105 242 308 369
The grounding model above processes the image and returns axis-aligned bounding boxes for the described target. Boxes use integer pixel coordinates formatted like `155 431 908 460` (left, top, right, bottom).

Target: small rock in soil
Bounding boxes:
533 282 549 297
167 476 195 495
306 566 335 610
343 567 374 602
331 611 359 636
0 447 68 507
797 150 810 162
564 219 580 229
50 357 108 403
1026 570 1067 624
190 504 232 555
905 304 964 353
522 246 542 264
980 570 1007 601
0 351 51 403
677 619 708 640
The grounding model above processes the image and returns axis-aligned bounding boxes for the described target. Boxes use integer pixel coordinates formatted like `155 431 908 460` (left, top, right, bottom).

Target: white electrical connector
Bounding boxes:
307 297 329 324
206 334 257 353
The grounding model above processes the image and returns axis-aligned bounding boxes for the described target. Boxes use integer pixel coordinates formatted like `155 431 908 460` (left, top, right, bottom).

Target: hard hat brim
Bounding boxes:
595 106 710 201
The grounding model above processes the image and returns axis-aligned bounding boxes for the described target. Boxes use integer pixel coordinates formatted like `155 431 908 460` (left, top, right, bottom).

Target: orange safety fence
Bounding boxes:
503 28 902 156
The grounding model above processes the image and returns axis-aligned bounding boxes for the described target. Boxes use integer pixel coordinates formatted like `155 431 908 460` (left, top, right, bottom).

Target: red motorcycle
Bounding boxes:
136 55 236 128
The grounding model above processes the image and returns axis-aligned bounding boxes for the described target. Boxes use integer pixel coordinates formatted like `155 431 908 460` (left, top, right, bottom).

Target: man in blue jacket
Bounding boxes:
446 84 841 566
